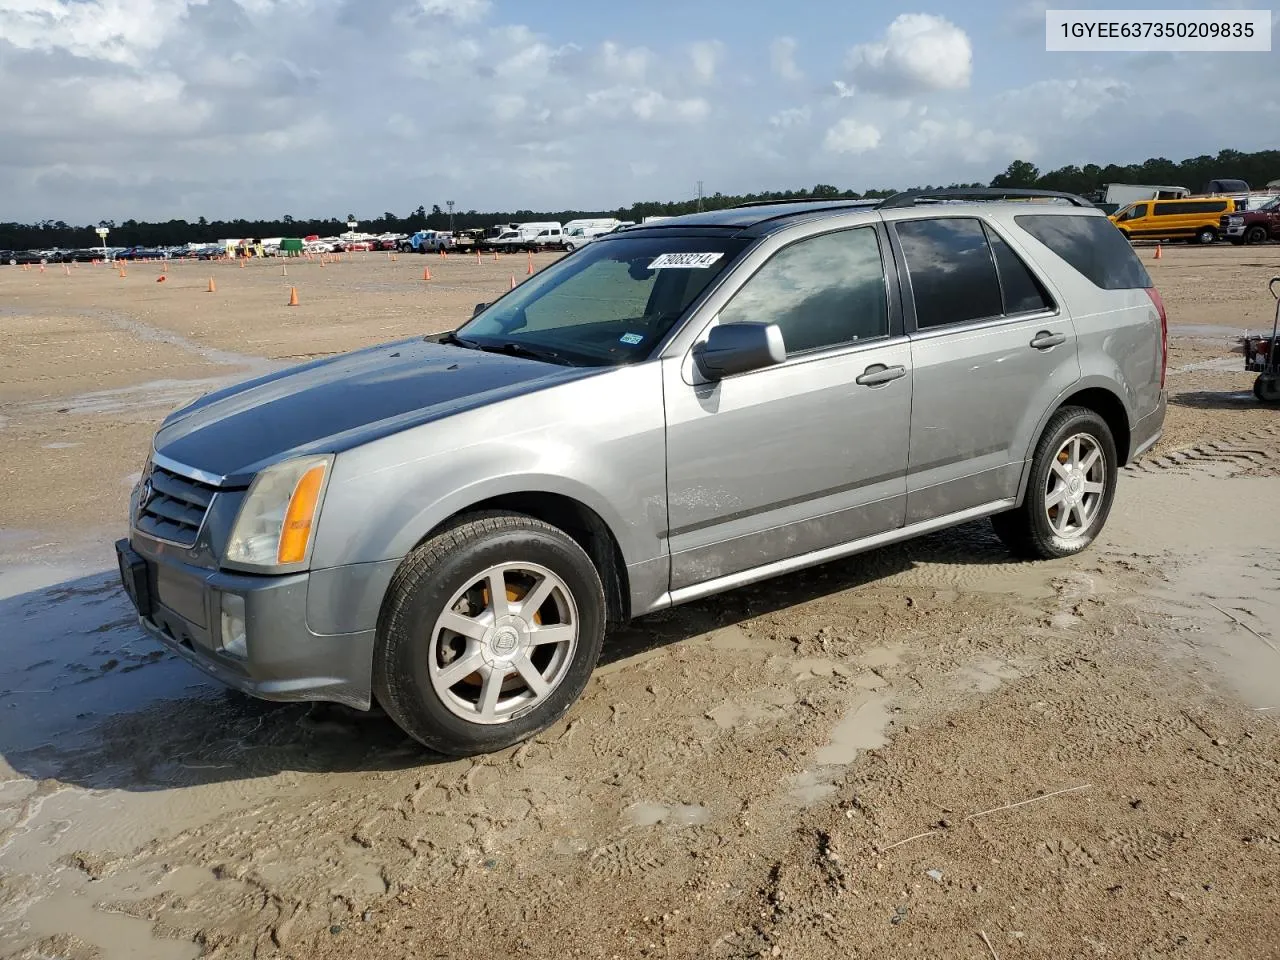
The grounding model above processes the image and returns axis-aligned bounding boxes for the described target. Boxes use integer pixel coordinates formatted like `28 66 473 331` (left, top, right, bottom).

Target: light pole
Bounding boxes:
446 200 455 235
346 218 358 239
95 226 109 261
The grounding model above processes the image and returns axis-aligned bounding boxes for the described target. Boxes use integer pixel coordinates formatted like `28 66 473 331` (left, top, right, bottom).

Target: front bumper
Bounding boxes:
115 538 375 709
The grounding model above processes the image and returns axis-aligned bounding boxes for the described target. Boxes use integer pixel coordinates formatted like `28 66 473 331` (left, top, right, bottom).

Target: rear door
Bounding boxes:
889 214 1080 524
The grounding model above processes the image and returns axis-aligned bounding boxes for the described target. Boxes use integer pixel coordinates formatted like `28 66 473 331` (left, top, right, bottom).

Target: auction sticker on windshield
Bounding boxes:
648 252 724 269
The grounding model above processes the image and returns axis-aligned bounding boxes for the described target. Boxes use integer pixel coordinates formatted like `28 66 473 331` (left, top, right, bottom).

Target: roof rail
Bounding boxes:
876 188 1094 209
730 197 879 209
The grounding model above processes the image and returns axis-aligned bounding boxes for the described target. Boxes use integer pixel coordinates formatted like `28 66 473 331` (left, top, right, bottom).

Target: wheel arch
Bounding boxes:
1015 383 1133 505
415 491 632 624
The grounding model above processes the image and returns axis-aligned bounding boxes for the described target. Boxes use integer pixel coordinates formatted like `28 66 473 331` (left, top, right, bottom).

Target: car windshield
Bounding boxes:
453 235 749 366
1260 197 1280 211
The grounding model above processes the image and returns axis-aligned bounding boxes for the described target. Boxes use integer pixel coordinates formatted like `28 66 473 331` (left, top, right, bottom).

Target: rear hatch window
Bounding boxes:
1015 214 1152 289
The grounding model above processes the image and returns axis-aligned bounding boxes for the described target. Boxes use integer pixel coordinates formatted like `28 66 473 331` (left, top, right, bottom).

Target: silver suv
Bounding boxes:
115 189 1167 756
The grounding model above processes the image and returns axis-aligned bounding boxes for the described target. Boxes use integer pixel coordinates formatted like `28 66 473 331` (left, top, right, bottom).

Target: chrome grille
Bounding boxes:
136 463 215 546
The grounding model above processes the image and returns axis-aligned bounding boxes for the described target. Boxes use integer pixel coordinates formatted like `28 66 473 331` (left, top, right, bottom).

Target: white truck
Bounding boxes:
561 218 621 251
1101 184 1189 208
490 222 564 252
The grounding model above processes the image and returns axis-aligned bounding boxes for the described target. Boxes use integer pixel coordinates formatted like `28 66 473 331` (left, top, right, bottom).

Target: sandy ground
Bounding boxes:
1 245 1278 960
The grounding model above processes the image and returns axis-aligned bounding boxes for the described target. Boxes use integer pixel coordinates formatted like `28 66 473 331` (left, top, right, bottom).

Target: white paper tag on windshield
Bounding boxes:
648 252 724 269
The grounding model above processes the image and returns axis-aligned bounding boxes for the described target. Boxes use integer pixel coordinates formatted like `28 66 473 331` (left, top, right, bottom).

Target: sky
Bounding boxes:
1 0 1277 224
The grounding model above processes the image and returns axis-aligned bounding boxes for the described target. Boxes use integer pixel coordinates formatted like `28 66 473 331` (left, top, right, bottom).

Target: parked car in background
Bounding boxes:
1223 195 1280 245
115 188 1166 757
1110 196 1236 244
397 230 454 254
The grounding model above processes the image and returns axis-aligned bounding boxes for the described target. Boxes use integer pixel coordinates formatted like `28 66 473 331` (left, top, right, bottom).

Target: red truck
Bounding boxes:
1222 196 1280 245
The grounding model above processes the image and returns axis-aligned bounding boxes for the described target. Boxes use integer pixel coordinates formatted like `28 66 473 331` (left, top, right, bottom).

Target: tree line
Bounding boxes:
3 147 1276 251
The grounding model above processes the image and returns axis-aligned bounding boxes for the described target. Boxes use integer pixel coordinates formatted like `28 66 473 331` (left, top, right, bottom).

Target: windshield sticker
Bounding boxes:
648 252 724 270
619 332 644 345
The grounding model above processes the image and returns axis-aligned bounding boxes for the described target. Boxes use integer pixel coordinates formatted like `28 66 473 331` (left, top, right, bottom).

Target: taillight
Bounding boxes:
1146 286 1168 390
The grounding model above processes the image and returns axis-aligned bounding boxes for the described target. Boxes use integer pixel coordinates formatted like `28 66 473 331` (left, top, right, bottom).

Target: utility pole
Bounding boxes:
697 181 704 212
446 200 455 234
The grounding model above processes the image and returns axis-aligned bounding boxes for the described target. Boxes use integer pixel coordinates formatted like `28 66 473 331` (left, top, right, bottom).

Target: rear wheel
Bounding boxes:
1245 225 1269 245
1194 227 1217 245
373 512 606 756
992 407 1118 560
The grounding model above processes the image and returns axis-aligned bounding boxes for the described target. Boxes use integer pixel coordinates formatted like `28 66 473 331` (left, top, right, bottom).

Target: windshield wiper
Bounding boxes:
435 331 477 349
479 341 579 366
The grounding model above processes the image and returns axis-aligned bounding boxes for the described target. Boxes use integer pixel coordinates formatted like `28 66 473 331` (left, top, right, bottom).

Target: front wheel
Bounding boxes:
373 512 606 756
991 406 1118 560
1245 225 1269 245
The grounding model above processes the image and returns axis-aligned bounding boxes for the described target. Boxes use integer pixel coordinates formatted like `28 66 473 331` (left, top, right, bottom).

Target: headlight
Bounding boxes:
225 455 332 570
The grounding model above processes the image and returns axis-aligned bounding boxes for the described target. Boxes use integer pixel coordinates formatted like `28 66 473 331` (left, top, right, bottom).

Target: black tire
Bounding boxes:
991 406 1118 560
1245 225 1268 245
1194 227 1216 245
373 511 606 756
1255 375 1280 404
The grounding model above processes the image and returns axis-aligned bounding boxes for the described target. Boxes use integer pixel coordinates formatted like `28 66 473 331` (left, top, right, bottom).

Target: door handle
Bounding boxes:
1030 331 1066 349
855 364 907 387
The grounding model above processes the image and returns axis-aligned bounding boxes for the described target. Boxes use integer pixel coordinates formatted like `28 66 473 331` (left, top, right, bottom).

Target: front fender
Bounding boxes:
308 364 668 572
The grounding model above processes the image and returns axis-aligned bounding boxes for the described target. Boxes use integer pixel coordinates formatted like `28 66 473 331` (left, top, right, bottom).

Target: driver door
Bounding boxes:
662 224 912 592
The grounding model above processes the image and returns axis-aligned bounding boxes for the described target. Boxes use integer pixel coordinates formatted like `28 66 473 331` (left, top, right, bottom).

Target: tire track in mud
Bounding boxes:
1126 422 1280 477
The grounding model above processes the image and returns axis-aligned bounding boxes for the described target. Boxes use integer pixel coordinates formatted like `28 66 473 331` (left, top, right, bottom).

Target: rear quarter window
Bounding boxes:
1014 214 1153 290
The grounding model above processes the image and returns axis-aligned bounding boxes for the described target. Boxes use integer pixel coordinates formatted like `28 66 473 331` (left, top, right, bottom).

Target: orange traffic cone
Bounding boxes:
239 257 245 268
281 264 288 277
162 262 168 274
493 251 498 262
476 251 481 265
118 265 126 278
526 256 534 276
207 277 216 293
422 266 431 281
390 253 398 262
510 274 516 290
1154 243 1162 260
156 275 167 283
288 286 299 307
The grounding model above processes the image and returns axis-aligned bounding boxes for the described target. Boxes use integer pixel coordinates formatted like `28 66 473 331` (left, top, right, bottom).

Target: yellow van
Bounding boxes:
1110 196 1237 244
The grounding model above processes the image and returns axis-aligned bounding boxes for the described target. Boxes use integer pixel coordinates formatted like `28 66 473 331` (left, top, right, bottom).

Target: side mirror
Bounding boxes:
472 302 488 318
693 322 786 380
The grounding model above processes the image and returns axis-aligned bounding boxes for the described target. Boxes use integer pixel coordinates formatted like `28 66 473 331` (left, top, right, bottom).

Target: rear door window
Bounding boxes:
895 218 1003 329
1015 214 1153 289
984 225 1053 315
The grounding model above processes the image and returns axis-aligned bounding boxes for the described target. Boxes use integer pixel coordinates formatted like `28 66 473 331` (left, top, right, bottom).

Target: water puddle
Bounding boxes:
97 312 275 373
623 802 713 829
19 377 237 417
789 696 891 805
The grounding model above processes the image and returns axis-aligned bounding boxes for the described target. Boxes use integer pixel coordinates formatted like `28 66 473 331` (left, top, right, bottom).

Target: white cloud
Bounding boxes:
770 106 811 128
689 40 723 82
823 117 882 154
0 0 206 66
846 13 972 95
770 36 801 81
903 119 1035 165
999 77 1133 122
832 80 855 99
417 0 490 22
597 40 650 82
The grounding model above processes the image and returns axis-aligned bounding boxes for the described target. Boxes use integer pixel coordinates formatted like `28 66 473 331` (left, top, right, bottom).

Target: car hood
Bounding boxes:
153 337 594 486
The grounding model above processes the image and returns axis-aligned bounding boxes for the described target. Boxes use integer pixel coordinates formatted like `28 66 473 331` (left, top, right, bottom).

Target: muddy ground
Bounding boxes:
1 245 1278 960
